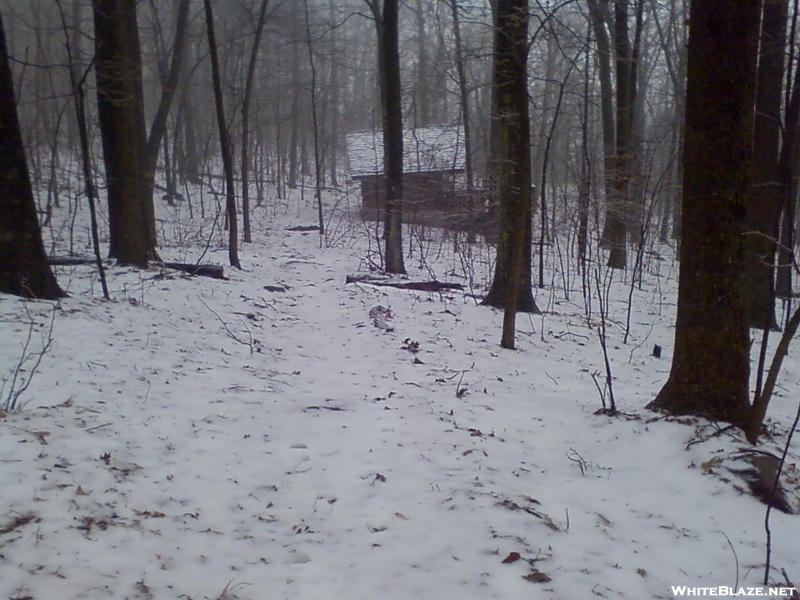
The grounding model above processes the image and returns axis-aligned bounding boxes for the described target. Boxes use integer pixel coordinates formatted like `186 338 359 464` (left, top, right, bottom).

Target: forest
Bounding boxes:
1 0 800 598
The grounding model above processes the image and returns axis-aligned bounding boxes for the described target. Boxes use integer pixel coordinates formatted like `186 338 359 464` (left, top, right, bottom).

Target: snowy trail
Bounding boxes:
2 215 800 600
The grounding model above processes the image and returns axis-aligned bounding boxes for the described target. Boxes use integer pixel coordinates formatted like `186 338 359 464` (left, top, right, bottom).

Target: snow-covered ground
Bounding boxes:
2 188 799 600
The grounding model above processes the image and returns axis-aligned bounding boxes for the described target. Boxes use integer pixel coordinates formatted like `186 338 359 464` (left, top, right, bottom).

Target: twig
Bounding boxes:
763 399 800 585
455 362 475 398
720 531 739 590
198 297 255 354
3 305 56 412
86 422 113 433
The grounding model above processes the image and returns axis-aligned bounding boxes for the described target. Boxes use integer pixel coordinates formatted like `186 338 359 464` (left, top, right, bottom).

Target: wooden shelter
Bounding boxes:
346 125 468 226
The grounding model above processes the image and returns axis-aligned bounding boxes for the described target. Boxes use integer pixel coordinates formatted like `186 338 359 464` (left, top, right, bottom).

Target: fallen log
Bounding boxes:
48 256 225 279
286 225 319 232
161 262 226 279
345 274 463 292
49 256 105 266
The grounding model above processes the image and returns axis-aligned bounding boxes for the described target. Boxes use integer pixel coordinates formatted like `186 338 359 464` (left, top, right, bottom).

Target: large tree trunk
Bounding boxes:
744 0 787 330
382 0 405 274
482 0 538 315
93 0 152 267
603 0 635 269
489 0 534 349
0 9 63 300
368 0 405 274
649 0 760 428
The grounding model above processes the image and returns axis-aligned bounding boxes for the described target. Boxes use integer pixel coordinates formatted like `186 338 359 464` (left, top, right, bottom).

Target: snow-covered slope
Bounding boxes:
2 191 799 600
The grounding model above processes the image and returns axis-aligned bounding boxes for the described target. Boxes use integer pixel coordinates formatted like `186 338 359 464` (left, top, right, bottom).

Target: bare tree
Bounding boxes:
482 0 539 316
241 0 270 244
203 0 241 269
93 0 154 267
0 8 63 300
649 0 760 428
366 0 406 274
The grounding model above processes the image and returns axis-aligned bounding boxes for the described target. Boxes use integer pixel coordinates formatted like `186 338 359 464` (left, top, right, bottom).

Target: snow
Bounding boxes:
345 126 466 178
1 188 800 600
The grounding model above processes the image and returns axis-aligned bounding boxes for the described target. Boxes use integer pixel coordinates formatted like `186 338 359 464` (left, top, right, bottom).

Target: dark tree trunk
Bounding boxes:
203 0 240 269
143 0 190 232
93 0 151 267
744 0 787 330
368 0 405 274
450 0 476 241
604 0 635 269
775 0 800 301
578 25 592 270
492 0 533 349
482 0 538 315
648 0 760 428
241 0 270 244
0 10 63 300
586 0 616 235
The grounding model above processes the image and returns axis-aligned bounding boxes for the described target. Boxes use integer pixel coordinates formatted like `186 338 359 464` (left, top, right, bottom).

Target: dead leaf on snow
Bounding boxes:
522 569 552 583
0 512 37 535
134 509 166 518
701 457 723 474
502 552 522 564
32 430 50 444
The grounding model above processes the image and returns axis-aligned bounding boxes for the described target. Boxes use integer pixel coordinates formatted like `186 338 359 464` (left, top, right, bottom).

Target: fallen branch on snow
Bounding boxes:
345 274 464 292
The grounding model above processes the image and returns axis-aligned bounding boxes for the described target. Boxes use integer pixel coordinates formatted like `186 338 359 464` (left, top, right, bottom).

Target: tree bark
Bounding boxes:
143 0 190 239
586 0 616 235
493 0 534 349
367 0 406 274
241 0 270 244
203 0 241 269
603 0 635 269
649 0 760 428
482 0 538 315
0 9 63 300
93 0 152 267
744 0 787 330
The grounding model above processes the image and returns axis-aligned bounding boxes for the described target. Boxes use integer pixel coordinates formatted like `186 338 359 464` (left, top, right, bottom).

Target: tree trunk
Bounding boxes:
482 0 539 318
93 0 152 267
586 0 616 236
744 0 787 330
604 0 635 269
367 0 405 274
143 0 190 240
241 0 270 244
490 0 534 349
0 9 63 300
649 0 760 428
413 0 431 126
203 0 240 269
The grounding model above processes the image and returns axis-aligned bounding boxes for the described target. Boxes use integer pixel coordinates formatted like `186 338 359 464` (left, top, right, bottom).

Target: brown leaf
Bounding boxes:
502 552 522 564
134 509 166 518
0 513 36 535
75 485 88 496
32 430 50 444
522 570 552 583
